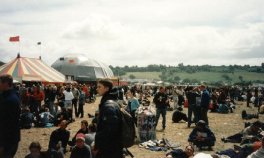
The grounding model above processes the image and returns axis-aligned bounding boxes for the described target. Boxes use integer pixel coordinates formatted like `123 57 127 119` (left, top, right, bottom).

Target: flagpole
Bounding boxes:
40 43 41 60
19 40 21 55
38 42 41 60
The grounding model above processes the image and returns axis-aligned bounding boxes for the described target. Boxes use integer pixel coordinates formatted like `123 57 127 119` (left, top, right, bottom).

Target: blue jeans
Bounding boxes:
156 108 167 129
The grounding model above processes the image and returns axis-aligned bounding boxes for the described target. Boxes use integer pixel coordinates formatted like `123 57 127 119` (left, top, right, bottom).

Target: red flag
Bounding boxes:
9 36 20 42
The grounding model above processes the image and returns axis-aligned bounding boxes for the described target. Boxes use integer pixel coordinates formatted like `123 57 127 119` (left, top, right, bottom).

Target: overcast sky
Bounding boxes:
1 0 264 67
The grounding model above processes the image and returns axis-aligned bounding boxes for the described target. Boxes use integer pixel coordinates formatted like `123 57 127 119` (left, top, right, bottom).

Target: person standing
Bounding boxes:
93 79 122 158
72 84 80 118
153 86 169 130
0 74 21 158
126 90 140 126
199 84 210 126
247 89 252 107
63 85 74 121
77 87 86 118
185 86 200 127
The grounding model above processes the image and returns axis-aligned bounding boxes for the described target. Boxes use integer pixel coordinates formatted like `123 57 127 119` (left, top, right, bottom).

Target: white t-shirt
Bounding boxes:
63 90 74 101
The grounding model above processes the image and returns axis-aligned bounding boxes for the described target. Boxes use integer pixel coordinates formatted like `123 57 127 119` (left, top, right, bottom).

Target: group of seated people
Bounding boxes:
24 119 97 158
20 105 74 129
166 120 264 158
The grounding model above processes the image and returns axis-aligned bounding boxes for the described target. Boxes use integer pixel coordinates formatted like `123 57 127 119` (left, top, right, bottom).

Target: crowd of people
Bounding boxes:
1 73 264 158
18 82 97 128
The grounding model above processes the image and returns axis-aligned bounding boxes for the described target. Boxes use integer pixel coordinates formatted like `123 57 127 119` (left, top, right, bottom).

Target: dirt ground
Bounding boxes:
15 98 263 158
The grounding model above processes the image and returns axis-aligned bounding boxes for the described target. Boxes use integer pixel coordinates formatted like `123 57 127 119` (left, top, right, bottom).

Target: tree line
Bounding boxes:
110 63 264 85
110 63 264 76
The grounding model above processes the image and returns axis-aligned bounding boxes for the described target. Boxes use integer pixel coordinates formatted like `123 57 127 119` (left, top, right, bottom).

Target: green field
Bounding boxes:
122 71 264 83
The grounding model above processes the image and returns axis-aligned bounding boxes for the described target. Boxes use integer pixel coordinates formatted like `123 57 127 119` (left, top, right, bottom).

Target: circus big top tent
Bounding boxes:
0 55 66 83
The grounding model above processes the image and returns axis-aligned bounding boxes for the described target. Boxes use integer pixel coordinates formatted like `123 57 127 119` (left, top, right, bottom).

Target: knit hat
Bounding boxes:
76 133 85 141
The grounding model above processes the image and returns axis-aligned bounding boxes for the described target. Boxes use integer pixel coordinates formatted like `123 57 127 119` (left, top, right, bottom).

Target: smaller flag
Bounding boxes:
37 42 41 45
9 36 20 42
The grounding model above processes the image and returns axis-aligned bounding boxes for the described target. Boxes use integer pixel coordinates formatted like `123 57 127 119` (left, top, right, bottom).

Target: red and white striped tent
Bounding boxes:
0 56 66 83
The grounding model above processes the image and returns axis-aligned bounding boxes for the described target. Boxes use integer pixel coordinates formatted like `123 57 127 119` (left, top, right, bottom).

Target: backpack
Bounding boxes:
120 107 136 148
106 100 136 148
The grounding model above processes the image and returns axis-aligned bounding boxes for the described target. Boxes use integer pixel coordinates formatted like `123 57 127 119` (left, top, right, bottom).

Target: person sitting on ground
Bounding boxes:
216 103 229 114
241 121 263 145
20 107 35 129
70 133 92 158
25 141 46 158
90 110 99 125
55 108 70 126
188 120 216 150
172 107 188 123
166 145 194 158
242 110 259 120
68 120 89 147
48 120 70 154
85 123 97 147
38 107 54 127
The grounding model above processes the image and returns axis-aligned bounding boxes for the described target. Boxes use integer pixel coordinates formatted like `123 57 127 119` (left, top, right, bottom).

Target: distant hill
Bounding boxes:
110 64 264 85
121 71 264 84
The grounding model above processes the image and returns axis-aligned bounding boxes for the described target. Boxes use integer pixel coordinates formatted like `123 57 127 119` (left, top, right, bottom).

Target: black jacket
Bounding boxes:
153 92 168 109
70 145 92 158
186 91 200 106
0 89 21 147
48 128 70 152
95 88 122 155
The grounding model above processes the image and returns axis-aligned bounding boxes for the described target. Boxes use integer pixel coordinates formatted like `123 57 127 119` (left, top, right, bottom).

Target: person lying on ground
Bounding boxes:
166 145 194 158
222 121 263 144
242 110 259 120
241 121 263 145
247 135 264 158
